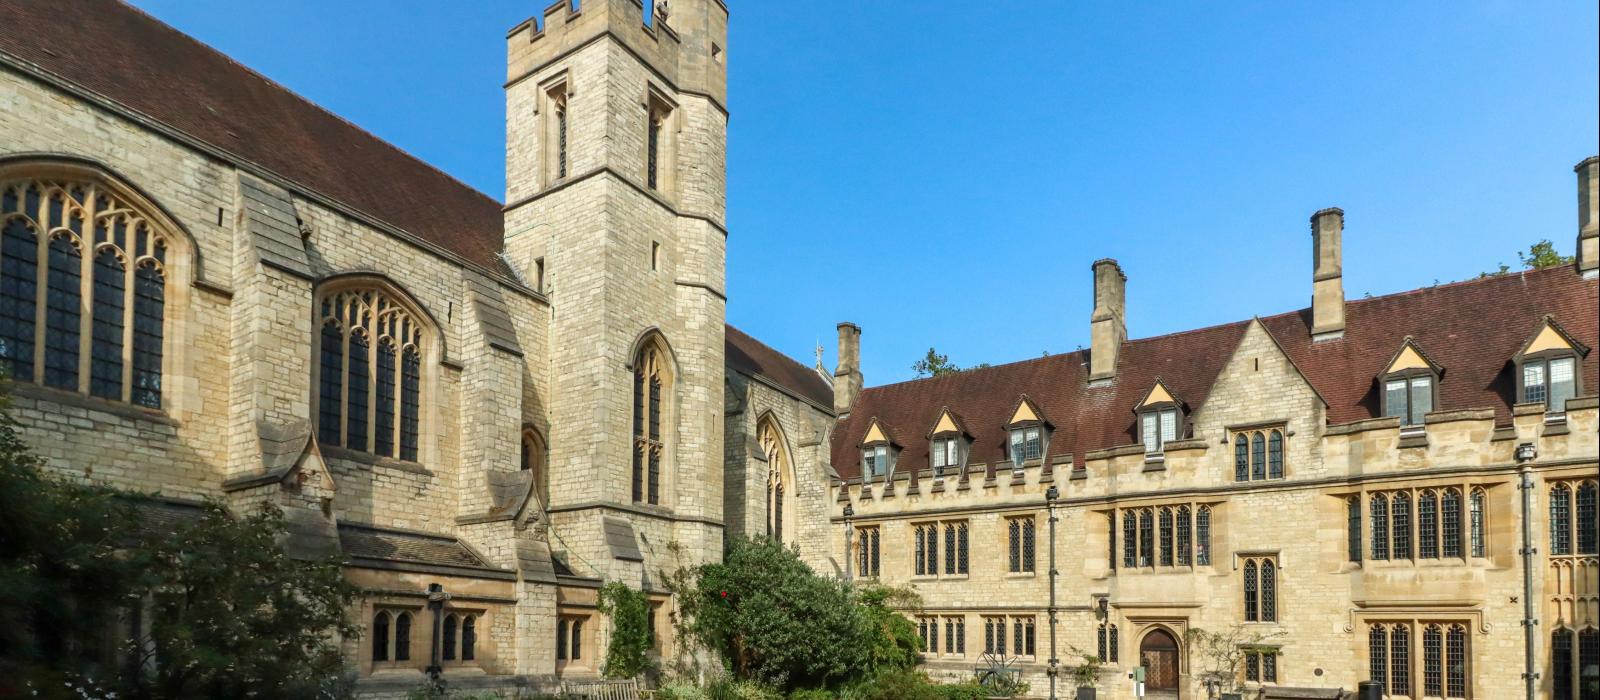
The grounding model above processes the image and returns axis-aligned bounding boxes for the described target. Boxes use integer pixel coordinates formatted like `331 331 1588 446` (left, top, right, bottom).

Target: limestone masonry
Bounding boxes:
0 1 1596 698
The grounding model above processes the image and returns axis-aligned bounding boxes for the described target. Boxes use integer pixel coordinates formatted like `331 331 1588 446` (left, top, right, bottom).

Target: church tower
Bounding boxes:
503 0 730 587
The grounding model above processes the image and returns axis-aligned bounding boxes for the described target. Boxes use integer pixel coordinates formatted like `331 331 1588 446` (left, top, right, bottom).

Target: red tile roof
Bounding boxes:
0 0 508 271
832 266 1598 480
0 0 827 404
726 325 835 410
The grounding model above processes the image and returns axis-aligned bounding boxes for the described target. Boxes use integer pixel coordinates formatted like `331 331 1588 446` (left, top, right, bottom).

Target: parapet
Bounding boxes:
507 0 727 109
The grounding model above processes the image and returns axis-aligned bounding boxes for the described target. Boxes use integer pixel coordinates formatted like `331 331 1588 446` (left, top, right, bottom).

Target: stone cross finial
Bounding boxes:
815 341 825 371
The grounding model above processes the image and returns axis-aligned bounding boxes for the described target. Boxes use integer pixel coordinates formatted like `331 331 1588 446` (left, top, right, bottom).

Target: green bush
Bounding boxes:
597 581 653 678
786 689 836 700
705 677 784 700
933 682 990 700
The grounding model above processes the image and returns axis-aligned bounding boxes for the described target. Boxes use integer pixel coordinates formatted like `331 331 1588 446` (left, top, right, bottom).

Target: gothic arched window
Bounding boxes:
315 283 428 461
758 418 792 544
1 170 174 407
632 340 670 505
522 426 549 508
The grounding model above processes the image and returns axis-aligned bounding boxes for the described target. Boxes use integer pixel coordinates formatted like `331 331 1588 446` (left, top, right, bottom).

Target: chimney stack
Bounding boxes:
1577 156 1599 279
1310 208 1346 339
833 322 863 415
1088 259 1127 382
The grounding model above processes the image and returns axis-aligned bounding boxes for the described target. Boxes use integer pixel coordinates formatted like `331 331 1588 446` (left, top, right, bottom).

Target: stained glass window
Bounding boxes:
317 287 425 460
89 249 124 399
632 343 667 504
43 236 81 390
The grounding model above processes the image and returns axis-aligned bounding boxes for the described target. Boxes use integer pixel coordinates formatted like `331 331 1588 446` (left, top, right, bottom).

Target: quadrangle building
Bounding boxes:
0 1 1596 698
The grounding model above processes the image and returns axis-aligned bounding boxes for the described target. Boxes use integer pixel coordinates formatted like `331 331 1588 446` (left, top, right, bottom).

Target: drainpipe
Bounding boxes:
1046 485 1060 700
843 503 855 583
1515 442 1538 700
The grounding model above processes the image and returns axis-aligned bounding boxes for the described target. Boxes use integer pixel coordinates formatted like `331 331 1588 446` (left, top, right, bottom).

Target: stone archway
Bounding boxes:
1139 627 1181 695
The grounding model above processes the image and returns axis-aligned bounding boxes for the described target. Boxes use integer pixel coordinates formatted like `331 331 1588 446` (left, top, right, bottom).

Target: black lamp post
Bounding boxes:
843 503 855 583
1046 484 1060 700
426 583 449 684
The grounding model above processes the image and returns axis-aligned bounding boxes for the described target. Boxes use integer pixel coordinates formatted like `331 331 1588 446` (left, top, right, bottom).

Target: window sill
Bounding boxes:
9 381 177 427
1005 571 1037 579
323 445 434 476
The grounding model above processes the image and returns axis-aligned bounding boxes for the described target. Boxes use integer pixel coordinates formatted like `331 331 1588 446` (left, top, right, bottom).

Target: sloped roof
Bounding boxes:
0 0 508 271
338 522 500 571
833 266 1598 480
726 325 835 410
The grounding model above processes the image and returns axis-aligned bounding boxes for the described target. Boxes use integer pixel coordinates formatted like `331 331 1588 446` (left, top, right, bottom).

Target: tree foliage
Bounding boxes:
0 383 357 698
911 348 990 378
134 500 358 698
676 538 922 693
1483 238 1576 277
1183 625 1282 693
598 581 654 679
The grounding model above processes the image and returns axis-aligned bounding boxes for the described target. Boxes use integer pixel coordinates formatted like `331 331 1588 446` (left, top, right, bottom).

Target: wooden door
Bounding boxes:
1140 628 1180 690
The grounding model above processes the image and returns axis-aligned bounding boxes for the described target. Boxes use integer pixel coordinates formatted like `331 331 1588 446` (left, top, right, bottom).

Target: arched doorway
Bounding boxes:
1139 628 1180 695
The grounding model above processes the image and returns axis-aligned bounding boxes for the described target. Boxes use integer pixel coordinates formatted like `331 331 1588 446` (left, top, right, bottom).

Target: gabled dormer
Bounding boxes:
1004 395 1052 471
859 417 900 481
1513 316 1589 413
1135 379 1185 456
926 407 971 479
1380 336 1444 427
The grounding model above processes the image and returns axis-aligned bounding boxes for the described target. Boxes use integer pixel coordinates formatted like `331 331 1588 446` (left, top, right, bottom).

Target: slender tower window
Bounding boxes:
315 287 426 460
632 343 668 505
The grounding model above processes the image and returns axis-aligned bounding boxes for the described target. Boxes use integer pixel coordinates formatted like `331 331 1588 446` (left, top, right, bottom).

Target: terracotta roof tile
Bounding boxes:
833 267 1598 480
726 325 834 410
0 0 508 271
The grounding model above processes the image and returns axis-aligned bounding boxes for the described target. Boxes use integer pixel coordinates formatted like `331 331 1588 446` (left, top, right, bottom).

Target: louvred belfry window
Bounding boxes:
316 286 425 461
1 174 170 407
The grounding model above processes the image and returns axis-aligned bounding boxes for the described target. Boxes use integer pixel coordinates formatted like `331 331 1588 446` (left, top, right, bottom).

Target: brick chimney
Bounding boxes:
1577 156 1599 279
833 322 863 415
1088 259 1126 382
1310 208 1346 340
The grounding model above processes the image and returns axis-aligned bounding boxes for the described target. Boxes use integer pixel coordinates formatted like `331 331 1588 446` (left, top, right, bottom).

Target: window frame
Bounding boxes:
1139 403 1182 455
929 433 964 479
1231 427 1288 482
313 278 434 465
1382 368 1439 427
1517 351 1581 412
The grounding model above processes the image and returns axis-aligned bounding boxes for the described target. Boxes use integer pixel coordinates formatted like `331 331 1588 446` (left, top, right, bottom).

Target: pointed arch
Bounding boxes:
313 275 438 463
630 330 675 506
521 425 549 512
757 411 796 545
0 157 195 408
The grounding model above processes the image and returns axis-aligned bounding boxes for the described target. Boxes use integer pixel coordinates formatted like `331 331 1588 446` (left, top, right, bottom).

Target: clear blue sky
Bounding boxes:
131 1 1598 385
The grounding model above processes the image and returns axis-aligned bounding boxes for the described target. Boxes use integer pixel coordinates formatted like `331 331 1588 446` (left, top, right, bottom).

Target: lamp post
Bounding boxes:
1046 484 1060 700
426 582 450 685
843 503 855 583
1514 442 1538 700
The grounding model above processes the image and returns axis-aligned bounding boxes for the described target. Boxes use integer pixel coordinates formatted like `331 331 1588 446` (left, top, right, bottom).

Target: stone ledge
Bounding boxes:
10 382 178 427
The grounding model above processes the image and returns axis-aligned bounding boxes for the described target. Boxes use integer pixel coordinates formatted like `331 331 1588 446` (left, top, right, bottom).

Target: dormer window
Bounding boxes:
1002 396 1051 469
1513 317 1588 413
1009 427 1042 465
1523 356 1576 410
1380 338 1442 427
930 437 960 477
863 444 888 479
1141 408 1177 454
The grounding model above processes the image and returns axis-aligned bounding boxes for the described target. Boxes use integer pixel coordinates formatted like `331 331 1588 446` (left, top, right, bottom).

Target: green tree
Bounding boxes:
133 500 358 698
0 386 141 695
911 348 960 377
1484 239 1575 276
598 581 654 679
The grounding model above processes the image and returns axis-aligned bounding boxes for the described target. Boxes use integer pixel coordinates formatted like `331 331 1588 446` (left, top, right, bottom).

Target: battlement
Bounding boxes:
507 0 727 109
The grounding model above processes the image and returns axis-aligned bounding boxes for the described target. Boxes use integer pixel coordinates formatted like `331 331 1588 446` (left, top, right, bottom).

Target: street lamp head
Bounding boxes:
1045 485 1059 503
1514 442 1537 463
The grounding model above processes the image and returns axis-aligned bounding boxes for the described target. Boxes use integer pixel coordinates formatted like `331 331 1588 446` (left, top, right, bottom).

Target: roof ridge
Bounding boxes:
112 0 503 210
727 324 821 378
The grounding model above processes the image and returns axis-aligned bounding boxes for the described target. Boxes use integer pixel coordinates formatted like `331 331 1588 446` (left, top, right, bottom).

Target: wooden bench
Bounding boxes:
560 678 647 700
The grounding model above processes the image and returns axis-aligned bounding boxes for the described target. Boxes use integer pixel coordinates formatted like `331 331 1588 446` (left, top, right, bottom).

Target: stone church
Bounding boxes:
0 0 1595 698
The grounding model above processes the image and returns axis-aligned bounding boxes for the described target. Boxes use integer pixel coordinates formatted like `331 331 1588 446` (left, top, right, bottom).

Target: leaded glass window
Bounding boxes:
1523 355 1577 410
1348 495 1363 563
316 286 426 461
1578 482 1598 555
1553 484 1573 555
1419 490 1439 559
1470 489 1485 558
1159 507 1174 566
1260 559 1276 622
1234 438 1248 482
1234 429 1287 481
1142 407 1177 453
1122 510 1136 569
1177 505 1192 566
1267 430 1284 479
1424 625 1443 697
1196 506 1212 566
1445 625 1467 698
632 343 667 504
443 614 458 661
1138 509 1154 568
43 236 81 390
1442 488 1462 558
89 249 123 399
372 611 390 662
1371 494 1390 561
1553 628 1573 700
1244 560 1259 621
759 420 790 544
394 612 412 662
1009 426 1042 465
1369 625 1388 693
1393 492 1412 560
1391 624 1411 697
1251 432 1266 480
1386 374 1434 426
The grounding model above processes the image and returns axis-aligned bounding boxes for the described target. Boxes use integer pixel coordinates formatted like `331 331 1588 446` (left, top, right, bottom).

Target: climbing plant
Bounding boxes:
598 581 654 679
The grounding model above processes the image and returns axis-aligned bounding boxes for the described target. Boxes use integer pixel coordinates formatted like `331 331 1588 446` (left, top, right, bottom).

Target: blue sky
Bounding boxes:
131 1 1598 385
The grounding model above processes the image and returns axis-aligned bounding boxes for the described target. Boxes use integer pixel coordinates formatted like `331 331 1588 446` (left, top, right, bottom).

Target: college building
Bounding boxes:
0 0 1595 698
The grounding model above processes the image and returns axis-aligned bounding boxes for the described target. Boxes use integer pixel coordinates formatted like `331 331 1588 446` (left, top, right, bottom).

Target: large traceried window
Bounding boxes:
759 418 792 544
1232 428 1286 481
632 341 670 505
316 285 426 461
1 172 172 408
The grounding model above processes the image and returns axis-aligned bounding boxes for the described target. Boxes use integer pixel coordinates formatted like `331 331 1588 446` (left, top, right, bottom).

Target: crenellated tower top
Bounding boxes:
508 0 728 111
